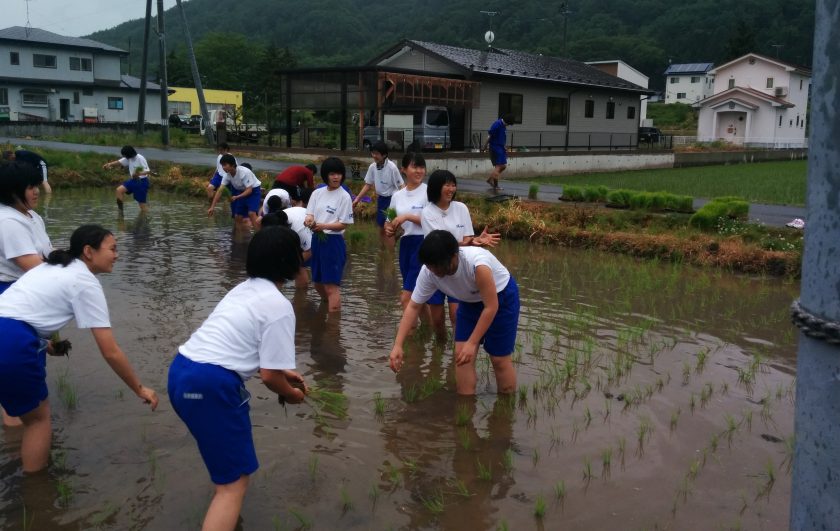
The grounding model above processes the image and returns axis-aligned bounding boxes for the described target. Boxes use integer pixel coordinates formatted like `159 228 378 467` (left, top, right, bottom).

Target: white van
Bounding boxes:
362 105 451 151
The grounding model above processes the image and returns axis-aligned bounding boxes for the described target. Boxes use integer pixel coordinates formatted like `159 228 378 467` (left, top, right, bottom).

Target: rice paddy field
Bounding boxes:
0 189 798 530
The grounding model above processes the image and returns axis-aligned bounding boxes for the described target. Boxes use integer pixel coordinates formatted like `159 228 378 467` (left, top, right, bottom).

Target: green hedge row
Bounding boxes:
688 196 750 231
561 185 693 213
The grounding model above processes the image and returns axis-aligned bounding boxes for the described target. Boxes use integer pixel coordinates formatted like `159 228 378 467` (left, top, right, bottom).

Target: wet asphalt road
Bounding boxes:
2 136 806 228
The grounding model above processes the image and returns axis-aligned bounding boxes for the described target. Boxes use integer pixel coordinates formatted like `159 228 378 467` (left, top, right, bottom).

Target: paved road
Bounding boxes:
3 137 806 228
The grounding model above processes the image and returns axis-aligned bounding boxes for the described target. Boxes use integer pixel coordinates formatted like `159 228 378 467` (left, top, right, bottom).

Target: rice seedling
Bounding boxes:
687 458 700 481
618 437 627 469
695 347 709 373
781 435 795 474
739 491 750 515
720 381 729 395
601 447 612 479
458 428 472 451
404 384 418 403
340 485 353 512
528 184 540 199
755 460 776 501
571 421 580 443
760 395 775 427
709 433 720 454
51 449 68 471
636 416 654 457
724 414 739 447
682 362 691 385
602 399 611 423
742 409 754 432
526 404 538 425
373 392 385 418
386 463 402 487
655 377 665 393
497 520 510 531
534 494 547 518
403 458 418 477
419 376 444 400
700 383 713 409
271 515 285 531
421 489 445 514
582 456 594 482
308 455 319 481
455 403 471 426
288 508 312 530
476 459 492 481
88 500 120 528
554 480 567 505
56 478 74 508
502 447 515 472
305 387 349 419
676 476 692 504
55 370 78 409
517 384 528 405
450 479 471 498
689 393 697 414
368 483 380 506
532 447 540 467
669 408 681 433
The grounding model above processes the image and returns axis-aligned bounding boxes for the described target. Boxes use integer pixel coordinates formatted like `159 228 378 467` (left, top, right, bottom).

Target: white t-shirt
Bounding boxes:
222 166 261 192
306 186 353 235
390 184 428 238
420 201 475 243
284 206 312 252
364 159 404 197
119 154 150 179
262 189 291 215
0 260 111 337
178 277 296 380
0 204 53 282
215 154 237 175
411 247 511 304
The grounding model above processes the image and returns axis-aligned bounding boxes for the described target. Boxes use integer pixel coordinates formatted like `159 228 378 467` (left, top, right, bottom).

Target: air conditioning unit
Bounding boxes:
775 86 788 97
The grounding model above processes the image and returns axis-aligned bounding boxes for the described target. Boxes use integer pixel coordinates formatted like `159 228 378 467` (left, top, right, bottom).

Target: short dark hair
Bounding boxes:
120 145 138 158
426 169 457 204
319 157 346 184
371 141 388 156
298 186 313 206
47 225 113 267
401 152 426 169
419 230 459 268
218 142 230 151
241 162 253 171
0 162 43 207
260 210 290 228
305 163 318 176
502 114 515 125
220 154 237 167
246 226 302 282
266 195 285 214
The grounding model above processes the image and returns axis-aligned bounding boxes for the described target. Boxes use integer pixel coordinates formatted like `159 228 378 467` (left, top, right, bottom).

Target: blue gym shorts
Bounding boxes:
122 177 150 204
454 277 520 356
489 145 507 167
231 187 262 218
168 352 258 485
399 235 424 292
0 281 14 295
427 289 459 306
209 171 223 189
376 195 392 227
0 317 48 417
310 233 346 285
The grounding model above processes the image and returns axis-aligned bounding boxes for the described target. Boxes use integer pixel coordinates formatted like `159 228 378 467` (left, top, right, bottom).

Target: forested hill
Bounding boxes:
89 0 814 89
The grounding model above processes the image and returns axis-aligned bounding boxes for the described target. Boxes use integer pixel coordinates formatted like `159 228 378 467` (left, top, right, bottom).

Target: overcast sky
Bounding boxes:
4 0 180 37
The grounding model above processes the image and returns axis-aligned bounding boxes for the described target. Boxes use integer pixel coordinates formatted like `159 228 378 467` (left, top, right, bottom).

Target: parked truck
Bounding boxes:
361 105 451 151
199 109 268 143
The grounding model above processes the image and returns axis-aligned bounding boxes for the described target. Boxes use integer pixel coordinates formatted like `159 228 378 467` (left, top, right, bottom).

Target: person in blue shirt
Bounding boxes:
482 114 514 192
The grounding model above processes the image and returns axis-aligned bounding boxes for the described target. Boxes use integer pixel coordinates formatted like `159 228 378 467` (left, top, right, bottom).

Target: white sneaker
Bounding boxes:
785 218 805 229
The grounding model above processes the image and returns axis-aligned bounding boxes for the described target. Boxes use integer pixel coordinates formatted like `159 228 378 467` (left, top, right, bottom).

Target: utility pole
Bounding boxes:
789 0 840 529
559 2 572 56
176 0 215 145
157 0 170 146
137 0 152 134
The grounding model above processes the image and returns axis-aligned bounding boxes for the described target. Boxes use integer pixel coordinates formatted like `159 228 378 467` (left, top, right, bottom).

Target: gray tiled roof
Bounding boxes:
402 40 649 92
0 26 125 54
663 63 714 76
121 75 163 91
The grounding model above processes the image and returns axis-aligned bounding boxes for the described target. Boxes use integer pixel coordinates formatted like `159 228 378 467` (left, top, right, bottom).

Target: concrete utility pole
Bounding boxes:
176 0 215 145
136 0 152 134
157 0 170 146
789 1 840 529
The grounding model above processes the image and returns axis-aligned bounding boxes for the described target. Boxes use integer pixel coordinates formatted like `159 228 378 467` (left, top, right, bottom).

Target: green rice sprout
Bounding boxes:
554 480 567 504
532 447 540 467
582 456 594 482
404 384 418 403
534 494 546 518
636 416 653 457
420 489 445 514
476 458 492 481
669 408 681 433
695 347 709 373
403 458 418 477
383 207 398 222
373 392 385 418
55 370 78 409
305 387 349 419
503 448 515 472
709 433 720 454
451 479 471 498
618 437 627 469
308 455 319 480
518 384 528 405
368 483 380 505
687 458 700 481
340 485 353 512
288 508 312 530
455 403 471 426
601 447 612 478
458 428 472 451
724 414 739 447
781 435 795 474
56 479 74 508
755 460 776 501
497 520 509 531
682 361 691 385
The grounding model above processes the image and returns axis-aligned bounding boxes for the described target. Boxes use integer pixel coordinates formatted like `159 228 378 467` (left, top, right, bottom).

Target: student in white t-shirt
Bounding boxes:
168 226 308 531
208 155 263 231
389 230 519 396
0 224 159 473
261 187 291 217
206 142 233 200
352 141 404 247
103 145 151 213
262 188 313 289
420 170 500 337
0 162 54 427
305 157 353 312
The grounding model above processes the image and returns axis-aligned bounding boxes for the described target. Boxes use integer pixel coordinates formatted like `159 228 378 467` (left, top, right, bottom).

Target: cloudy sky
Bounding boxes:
4 0 179 37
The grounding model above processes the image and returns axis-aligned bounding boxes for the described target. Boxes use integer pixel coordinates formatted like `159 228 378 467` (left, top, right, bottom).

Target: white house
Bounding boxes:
694 53 810 148
586 60 650 122
0 26 165 123
663 63 714 104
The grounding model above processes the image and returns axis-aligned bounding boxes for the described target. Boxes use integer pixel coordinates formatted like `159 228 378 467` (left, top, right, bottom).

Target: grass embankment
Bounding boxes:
9 143 802 277
531 160 807 206
646 102 698 135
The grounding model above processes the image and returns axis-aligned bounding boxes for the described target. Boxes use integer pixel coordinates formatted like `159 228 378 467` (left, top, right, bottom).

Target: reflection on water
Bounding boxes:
0 189 799 530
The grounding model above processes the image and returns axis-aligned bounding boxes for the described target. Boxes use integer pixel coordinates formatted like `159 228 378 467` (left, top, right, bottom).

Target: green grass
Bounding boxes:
531 160 806 206
646 102 698 133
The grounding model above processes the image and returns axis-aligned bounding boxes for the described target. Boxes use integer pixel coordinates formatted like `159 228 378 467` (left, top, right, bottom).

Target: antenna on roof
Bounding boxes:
24 0 33 36
480 10 497 47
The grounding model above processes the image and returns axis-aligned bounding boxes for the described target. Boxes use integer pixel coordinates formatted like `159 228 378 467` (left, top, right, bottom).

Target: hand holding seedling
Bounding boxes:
48 339 72 357
389 346 404 373
277 370 308 405
137 385 159 411
455 341 479 366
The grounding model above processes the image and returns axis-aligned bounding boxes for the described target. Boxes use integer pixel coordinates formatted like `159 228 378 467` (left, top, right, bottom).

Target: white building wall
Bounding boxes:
378 46 463 75
665 74 713 103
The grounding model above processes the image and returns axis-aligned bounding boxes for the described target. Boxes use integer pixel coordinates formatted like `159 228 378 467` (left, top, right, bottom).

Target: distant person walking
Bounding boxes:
273 164 317 199
482 114 514 192
3 148 52 194
103 146 151 213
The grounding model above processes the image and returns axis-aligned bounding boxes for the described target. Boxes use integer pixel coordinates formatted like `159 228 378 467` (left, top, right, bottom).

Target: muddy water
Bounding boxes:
0 189 798 530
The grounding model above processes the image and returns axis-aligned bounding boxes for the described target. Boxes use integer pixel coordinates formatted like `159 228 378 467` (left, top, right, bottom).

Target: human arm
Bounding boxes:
352 183 372 207
11 254 44 271
102 158 122 170
384 213 421 237
454 265 498 365
389 299 424 372
467 227 501 248
207 186 224 216
232 186 254 202
90 328 158 409
260 368 307 404
311 221 347 233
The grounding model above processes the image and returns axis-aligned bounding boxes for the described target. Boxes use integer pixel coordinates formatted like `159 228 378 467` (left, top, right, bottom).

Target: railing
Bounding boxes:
472 130 673 152
696 136 809 149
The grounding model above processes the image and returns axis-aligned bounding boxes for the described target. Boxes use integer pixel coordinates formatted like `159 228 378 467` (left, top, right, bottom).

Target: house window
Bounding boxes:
691 76 700 83
670 77 679 84
82 88 93 96
606 101 615 119
10 52 19 65
627 106 636 119
0 88 8 105
796 116 799 126
779 115 783 127
766 78 774 89
73 91 80 104
169 101 192 115
33 54 57 68
584 99 594 118
800 79 803 90
498 93 523 124
728 78 735 89
69 57 92 71
108 97 124 110
546 97 568 125
676 92 686 99
22 91 49 106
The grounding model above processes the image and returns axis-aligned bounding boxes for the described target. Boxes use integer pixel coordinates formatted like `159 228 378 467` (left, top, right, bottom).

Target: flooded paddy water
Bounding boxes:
0 189 798 530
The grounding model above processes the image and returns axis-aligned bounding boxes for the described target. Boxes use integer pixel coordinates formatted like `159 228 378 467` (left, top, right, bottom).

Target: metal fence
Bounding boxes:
696 136 809 149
